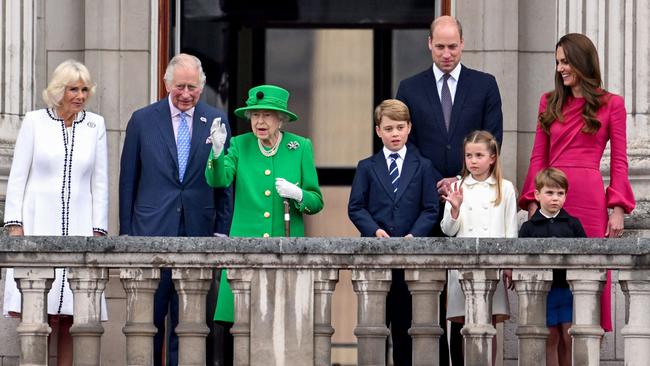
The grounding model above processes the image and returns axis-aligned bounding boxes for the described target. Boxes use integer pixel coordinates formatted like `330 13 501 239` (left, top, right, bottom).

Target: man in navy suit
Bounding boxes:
348 99 439 366
119 53 232 366
396 16 503 365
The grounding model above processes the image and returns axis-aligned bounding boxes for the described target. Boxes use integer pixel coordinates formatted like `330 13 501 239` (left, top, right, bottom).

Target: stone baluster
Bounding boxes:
513 270 552 366
228 269 255 366
352 269 391 366
405 269 446 366
14 267 55 366
120 268 160 366
567 269 606 366
67 267 109 366
458 269 499 366
172 268 212 366
313 269 339 366
619 270 650 366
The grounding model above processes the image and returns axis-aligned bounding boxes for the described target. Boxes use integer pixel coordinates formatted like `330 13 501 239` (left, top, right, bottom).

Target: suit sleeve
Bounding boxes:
519 95 550 210
3 112 36 227
408 160 439 236
605 95 635 213
295 138 324 215
518 222 532 238
348 162 381 236
503 180 519 238
482 75 504 146
571 217 587 238
119 113 142 235
91 116 109 234
213 115 233 235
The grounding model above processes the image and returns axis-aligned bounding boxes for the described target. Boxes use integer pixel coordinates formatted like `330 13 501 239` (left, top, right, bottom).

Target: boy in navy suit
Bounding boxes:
348 99 440 366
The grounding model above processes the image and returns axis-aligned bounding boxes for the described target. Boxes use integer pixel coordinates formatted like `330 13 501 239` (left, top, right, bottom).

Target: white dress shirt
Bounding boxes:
432 62 462 103
168 95 195 141
382 145 407 174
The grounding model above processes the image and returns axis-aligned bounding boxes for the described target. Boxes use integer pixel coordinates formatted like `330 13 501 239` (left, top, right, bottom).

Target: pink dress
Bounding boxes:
519 92 635 331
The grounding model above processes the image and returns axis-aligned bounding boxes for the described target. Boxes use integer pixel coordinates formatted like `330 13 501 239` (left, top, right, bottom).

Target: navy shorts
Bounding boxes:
547 287 573 327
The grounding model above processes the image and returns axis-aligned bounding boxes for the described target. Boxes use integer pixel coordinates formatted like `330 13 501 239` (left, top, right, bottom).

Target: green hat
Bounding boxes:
234 85 298 121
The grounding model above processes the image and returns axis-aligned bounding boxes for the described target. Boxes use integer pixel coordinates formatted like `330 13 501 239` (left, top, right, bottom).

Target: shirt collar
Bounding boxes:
539 208 561 219
168 95 195 119
463 174 496 186
432 62 462 83
383 145 407 160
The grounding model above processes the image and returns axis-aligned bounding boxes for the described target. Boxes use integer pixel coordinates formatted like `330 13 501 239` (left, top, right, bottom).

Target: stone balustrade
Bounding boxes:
1 236 650 365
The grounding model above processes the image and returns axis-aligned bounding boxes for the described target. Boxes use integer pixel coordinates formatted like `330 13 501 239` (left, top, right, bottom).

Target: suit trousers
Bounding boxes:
154 269 179 366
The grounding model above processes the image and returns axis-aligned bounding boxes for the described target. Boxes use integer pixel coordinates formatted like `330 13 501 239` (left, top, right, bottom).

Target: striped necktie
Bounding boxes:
389 153 400 194
441 73 452 131
177 112 191 182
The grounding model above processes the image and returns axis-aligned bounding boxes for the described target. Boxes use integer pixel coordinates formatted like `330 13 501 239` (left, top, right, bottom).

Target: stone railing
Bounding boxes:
1 236 650 366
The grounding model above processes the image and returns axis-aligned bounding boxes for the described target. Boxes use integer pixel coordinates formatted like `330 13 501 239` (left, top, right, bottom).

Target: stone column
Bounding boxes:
228 269 255 366
619 270 650 366
458 269 499 366
67 267 109 366
172 268 212 366
120 268 160 366
567 269 606 366
351 269 391 366
14 267 55 366
313 269 339 366
512 269 552 366
405 269 446 366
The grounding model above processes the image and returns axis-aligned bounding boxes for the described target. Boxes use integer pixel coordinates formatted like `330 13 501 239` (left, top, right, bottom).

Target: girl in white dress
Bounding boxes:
440 130 518 363
3 60 108 366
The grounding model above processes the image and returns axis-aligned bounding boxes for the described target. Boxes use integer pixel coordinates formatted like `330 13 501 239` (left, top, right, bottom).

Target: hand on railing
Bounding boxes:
502 269 514 290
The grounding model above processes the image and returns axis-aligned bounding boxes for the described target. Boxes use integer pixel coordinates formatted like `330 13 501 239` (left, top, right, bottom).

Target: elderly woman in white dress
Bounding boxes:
3 60 108 365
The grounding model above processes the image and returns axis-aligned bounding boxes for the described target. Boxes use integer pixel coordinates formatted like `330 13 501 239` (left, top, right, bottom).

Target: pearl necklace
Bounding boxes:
258 132 283 157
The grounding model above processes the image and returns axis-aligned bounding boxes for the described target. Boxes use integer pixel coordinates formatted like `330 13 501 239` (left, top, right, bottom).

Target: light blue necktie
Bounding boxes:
389 153 400 194
177 112 191 182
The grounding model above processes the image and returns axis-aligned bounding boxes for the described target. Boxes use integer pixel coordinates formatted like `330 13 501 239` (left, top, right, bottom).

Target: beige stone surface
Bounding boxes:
119 51 151 130
84 0 121 50
120 0 151 50
45 0 84 51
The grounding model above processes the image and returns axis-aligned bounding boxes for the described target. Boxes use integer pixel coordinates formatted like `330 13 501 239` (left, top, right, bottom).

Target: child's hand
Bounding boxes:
442 181 463 218
404 234 414 238
375 229 390 238
502 269 514 290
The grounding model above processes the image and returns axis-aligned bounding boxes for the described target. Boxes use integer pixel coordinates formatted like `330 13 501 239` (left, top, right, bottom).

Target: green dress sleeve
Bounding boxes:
295 138 324 215
205 137 239 188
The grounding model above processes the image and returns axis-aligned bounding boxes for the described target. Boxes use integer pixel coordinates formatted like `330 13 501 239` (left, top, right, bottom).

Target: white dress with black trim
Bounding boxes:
3 108 108 319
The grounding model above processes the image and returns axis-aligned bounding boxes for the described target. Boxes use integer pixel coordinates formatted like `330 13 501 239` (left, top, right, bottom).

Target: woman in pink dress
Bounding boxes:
519 33 635 333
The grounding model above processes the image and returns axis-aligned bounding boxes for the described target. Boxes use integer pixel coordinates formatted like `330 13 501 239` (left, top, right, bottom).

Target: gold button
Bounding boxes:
265 190 271 196
264 169 271 176
263 233 270 238
264 212 270 218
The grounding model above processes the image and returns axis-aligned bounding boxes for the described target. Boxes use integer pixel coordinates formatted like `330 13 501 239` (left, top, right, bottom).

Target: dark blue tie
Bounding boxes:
177 112 191 182
441 73 452 131
389 153 400 194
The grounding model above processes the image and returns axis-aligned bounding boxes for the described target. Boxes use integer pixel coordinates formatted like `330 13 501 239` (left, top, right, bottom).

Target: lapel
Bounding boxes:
422 68 450 139
187 102 209 173
153 98 179 173
394 150 418 202
371 151 397 201
449 65 468 138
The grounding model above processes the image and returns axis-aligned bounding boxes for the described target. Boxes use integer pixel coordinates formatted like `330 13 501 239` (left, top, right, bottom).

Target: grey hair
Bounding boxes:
42 60 96 108
163 53 206 88
244 110 290 124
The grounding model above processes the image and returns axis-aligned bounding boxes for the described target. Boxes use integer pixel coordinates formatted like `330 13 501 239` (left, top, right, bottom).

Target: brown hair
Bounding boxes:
539 33 606 134
534 167 569 192
374 99 411 127
429 16 463 39
460 130 504 205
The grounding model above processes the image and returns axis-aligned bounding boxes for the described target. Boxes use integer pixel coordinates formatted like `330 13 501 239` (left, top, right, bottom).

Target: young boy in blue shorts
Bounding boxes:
348 99 440 365
518 167 586 366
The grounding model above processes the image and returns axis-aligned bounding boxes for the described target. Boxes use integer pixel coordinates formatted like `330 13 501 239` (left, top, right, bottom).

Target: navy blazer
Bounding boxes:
348 146 440 237
396 65 503 179
119 98 233 236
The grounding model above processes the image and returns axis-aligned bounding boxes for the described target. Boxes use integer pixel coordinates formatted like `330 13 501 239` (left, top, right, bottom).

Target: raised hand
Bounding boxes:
210 117 228 156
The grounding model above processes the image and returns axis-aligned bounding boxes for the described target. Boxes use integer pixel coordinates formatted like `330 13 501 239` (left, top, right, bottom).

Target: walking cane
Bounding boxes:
283 198 291 236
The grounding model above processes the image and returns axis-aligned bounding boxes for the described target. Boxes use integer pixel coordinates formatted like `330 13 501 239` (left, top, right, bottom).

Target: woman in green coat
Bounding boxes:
206 84 323 322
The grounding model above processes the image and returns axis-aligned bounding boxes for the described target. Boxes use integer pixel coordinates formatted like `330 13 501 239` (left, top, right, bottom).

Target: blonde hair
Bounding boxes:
460 130 504 205
42 60 96 108
374 99 410 127
164 53 206 89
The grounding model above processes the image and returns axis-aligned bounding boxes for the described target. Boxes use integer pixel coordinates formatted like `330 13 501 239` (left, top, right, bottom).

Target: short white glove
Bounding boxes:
275 178 303 202
210 117 228 156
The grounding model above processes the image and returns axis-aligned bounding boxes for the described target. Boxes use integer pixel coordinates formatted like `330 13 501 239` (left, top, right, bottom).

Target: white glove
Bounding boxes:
210 117 228 156
275 178 303 202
